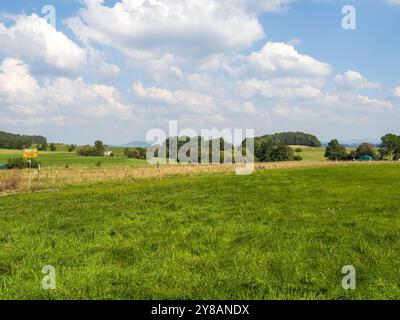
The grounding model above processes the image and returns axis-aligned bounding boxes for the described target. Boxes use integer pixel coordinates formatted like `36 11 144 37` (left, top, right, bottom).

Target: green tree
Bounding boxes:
324 139 346 161
67 144 76 152
77 145 95 156
356 143 378 160
38 142 48 151
257 141 295 162
93 140 105 156
380 134 400 160
49 143 57 152
124 148 147 159
125 149 140 159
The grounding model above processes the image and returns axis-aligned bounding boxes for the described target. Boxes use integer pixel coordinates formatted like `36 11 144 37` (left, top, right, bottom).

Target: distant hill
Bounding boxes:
0 130 47 150
116 141 151 148
252 132 321 148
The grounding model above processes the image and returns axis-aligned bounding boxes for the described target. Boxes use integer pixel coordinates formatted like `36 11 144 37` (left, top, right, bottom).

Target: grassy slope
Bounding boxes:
0 164 399 299
292 146 326 161
292 146 356 162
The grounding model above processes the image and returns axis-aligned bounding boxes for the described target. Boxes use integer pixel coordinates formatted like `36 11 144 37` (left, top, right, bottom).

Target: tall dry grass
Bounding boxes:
0 160 396 193
0 173 21 192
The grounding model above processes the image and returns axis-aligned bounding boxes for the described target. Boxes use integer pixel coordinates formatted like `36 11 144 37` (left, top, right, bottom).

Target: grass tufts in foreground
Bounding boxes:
0 164 399 299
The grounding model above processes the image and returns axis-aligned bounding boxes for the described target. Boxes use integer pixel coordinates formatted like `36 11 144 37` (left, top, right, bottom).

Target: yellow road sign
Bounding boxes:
23 149 38 159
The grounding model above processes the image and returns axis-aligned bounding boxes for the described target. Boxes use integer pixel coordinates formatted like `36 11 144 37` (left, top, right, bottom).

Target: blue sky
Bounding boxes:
0 0 399 144
260 0 400 87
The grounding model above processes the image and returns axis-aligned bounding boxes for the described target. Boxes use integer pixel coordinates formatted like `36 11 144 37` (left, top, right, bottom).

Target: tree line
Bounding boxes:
149 135 305 164
76 140 146 160
325 134 400 161
0 131 47 150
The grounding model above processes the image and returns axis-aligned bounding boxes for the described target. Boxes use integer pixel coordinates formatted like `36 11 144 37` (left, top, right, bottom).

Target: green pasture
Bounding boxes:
0 150 147 168
0 164 399 299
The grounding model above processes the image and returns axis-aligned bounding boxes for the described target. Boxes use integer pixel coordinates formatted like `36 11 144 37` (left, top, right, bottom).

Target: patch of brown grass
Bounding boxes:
0 173 21 191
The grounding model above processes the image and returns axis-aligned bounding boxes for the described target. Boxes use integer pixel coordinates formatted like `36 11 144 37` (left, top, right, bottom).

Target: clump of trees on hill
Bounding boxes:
325 134 400 161
0 131 47 150
255 132 321 148
77 140 106 157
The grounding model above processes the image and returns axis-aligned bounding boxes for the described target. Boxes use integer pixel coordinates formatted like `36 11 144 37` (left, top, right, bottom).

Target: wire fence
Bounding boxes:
0 161 397 194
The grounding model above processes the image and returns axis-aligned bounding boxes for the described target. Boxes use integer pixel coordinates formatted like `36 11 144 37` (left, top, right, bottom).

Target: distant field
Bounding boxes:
0 150 147 168
292 146 356 161
292 146 326 161
0 146 329 168
0 164 399 299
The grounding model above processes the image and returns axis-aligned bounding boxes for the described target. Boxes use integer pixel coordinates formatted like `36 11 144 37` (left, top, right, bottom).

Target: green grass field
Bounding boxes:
0 146 327 168
292 146 356 162
0 164 399 299
0 150 147 168
292 146 326 161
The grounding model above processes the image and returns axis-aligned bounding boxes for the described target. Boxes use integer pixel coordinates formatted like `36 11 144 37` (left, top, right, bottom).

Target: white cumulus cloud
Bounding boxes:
0 58 133 124
248 42 332 77
132 82 217 114
67 0 265 60
393 86 400 97
335 70 381 90
0 14 119 78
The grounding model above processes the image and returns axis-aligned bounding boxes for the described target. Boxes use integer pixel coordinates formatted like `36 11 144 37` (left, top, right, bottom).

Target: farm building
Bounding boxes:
104 151 114 156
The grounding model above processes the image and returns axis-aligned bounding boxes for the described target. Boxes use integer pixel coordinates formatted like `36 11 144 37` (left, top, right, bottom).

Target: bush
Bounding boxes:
38 142 48 151
0 173 21 191
294 155 303 161
77 146 95 156
124 148 147 159
6 157 40 169
67 144 76 152
295 148 303 153
49 143 57 152
340 153 354 161
77 141 105 157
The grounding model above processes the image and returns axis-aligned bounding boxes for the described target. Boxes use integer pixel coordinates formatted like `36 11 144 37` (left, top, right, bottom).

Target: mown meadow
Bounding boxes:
0 164 399 299
0 149 147 168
